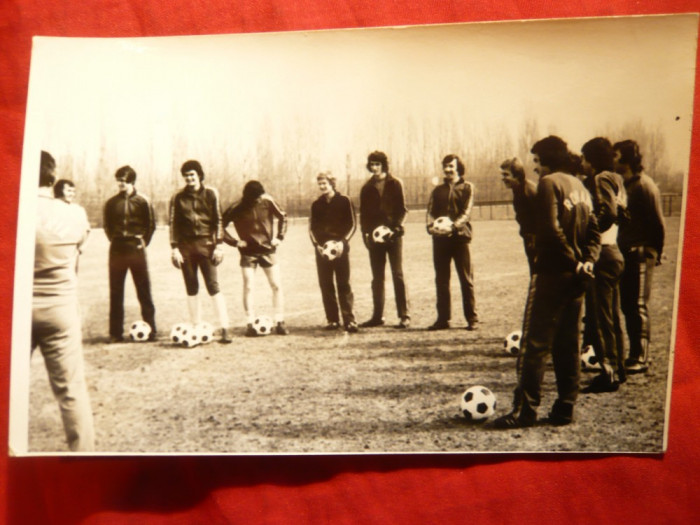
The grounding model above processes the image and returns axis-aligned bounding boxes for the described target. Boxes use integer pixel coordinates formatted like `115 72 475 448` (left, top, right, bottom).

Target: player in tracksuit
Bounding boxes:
104 166 157 342
169 160 232 343
614 140 665 374
426 154 479 331
494 136 601 429
500 157 538 274
309 172 359 333
222 180 289 336
358 151 410 329
579 137 628 392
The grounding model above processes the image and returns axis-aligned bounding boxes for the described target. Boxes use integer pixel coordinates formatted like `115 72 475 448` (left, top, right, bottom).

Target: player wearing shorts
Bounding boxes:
426 154 478 331
358 151 410 329
500 157 538 274
169 160 232 343
32 151 95 451
222 180 289 336
103 166 157 342
579 137 628 392
494 136 600 429
309 172 359 333
614 140 665 374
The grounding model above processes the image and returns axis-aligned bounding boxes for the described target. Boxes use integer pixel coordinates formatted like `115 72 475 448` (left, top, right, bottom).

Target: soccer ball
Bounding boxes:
432 216 454 235
503 330 522 356
196 322 215 344
253 316 274 336
460 385 497 422
580 345 599 370
372 225 393 243
321 240 343 261
129 320 152 342
170 323 192 345
181 328 201 348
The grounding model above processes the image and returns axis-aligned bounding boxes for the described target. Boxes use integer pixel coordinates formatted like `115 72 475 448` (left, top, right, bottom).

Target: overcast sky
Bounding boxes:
26 14 698 176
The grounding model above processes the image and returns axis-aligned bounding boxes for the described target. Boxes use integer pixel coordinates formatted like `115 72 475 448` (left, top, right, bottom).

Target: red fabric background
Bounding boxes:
1 1 699 523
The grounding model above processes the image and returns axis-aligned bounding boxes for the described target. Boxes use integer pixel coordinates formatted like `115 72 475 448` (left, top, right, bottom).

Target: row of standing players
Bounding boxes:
493 136 665 429
103 151 480 344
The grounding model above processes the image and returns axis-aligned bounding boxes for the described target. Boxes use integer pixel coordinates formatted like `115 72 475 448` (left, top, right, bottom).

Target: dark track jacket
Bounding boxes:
584 170 628 246
426 178 475 242
309 192 357 246
359 174 407 235
169 185 224 247
512 179 538 239
534 172 601 274
222 194 288 255
103 189 156 246
618 172 665 258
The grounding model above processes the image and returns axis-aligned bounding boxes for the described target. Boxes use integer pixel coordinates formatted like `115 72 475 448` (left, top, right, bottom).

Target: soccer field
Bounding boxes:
27 217 680 453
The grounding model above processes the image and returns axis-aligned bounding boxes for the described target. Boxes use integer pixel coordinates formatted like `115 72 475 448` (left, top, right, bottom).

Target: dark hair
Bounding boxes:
53 179 75 199
499 157 525 182
180 160 205 181
442 154 465 177
569 153 585 176
613 140 643 174
39 150 56 187
114 165 137 184
366 151 389 173
317 171 337 190
581 137 615 174
242 180 265 206
531 136 571 173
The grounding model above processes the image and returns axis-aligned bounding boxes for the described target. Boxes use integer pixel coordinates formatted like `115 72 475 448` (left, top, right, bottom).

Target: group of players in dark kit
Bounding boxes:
32 134 664 450
495 136 665 429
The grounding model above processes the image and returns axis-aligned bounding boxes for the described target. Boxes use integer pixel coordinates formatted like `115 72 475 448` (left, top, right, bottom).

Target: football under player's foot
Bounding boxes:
245 324 257 337
493 410 536 429
427 320 449 331
345 321 359 334
220 328 233 344
359 317 384 328
546 400 574 426
325 321 340 331
395 317 410 329
275 321 289 335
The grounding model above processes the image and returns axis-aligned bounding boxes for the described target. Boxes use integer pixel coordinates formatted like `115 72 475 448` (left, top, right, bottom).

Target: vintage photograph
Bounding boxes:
9 14 697 454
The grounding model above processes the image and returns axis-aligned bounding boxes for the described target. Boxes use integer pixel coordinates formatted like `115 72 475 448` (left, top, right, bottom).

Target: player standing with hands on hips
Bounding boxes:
614 140 665 375
358 151 410 329
103 166 157 342
426 154 479 331
222 180 289 337
169 160 232 343
32 151 95 451
309 172 359 333
494 136 600 429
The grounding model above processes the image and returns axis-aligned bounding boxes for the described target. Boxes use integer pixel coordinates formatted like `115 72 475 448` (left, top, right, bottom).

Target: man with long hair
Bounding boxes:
614 140 665 374
426 154 478 331
358 151 410 329
223 180 289 336
169 160 232 343
495 136 600 429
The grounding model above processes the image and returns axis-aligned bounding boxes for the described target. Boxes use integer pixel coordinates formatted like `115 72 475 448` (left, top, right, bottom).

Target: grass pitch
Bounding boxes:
28 216 680 453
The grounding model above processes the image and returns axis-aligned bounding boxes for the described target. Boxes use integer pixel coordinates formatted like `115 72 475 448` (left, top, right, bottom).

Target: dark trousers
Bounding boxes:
620 246 656 363
315 248 355 326
432 236 477 324
109 240 156 338
367 237 409 320
514 272 585 417
179 239 220 296
583 244 625 371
